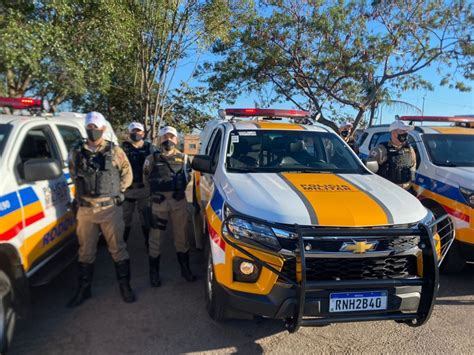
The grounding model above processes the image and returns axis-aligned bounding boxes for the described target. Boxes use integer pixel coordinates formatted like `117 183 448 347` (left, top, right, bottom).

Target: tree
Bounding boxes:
204 0 473 131
0 1 133 112
125 0 252 138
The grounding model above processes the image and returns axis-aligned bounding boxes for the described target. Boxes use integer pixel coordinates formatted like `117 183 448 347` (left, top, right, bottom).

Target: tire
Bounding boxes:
431 207 465 273
0 270 16 354
205 247 228 321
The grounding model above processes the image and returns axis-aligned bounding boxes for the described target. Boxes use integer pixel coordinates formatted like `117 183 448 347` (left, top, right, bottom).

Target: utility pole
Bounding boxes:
422 95 426 116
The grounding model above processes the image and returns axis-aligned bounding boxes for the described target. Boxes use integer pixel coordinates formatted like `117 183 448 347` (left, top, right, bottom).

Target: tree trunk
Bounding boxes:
368 102 377 127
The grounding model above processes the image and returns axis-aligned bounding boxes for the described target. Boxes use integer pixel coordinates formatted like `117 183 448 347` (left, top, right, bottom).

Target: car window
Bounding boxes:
226 130 366 174
209 129 223 169
369 132 391 150
357 132 368 147
205 129 219 155
57 125 84 152
16 126 60 177
407 135 421 169
0 124 12 157
422 134 474 167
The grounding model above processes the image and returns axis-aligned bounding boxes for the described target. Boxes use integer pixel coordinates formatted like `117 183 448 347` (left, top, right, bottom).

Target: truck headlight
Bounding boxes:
460 186 474 207
223 217 281 251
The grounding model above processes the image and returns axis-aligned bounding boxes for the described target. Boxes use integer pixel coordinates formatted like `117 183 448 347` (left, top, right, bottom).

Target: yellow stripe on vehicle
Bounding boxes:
255 122 304 130
280 173 390 226
19 211 76 271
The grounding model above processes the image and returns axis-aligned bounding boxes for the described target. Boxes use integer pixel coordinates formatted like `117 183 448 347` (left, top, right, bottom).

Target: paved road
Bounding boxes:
10 210 474 354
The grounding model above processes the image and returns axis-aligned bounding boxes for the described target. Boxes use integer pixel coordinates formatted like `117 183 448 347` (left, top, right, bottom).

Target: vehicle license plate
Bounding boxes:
329 291 387 312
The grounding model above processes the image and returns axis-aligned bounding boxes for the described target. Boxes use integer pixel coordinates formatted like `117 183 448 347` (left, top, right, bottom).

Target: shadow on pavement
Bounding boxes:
10 206 285 354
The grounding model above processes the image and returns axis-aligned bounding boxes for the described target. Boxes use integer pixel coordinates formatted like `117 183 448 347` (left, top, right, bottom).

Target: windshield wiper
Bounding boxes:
226 167 261 173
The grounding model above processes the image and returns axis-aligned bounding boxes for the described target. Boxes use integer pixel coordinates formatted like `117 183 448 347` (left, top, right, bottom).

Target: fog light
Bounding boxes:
240 261 255 275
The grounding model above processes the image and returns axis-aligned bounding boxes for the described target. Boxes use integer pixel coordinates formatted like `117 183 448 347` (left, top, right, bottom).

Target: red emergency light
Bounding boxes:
225 108 310 118
399 115 474 123
0 96 43 110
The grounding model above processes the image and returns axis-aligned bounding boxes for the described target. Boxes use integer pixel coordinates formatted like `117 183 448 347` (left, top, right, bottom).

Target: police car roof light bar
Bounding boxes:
224 108 310 118
0 96 42 110
399 115 474 123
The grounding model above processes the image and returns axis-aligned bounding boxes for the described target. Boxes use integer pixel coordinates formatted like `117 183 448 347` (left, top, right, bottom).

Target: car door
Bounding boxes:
13 124 73 272
200 127 224 215
51 123 86 201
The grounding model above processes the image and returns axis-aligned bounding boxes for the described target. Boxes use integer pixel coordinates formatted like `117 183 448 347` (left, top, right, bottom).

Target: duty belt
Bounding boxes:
78 199 116 208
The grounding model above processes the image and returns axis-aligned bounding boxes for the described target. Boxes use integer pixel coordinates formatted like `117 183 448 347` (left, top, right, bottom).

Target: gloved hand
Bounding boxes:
115 193 125 206
172 191 186 201
152 194 166 204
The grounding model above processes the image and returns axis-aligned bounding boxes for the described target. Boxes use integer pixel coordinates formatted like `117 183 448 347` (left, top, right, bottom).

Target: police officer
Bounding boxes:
369 120 416 190
339 122 359 154
122 122 153 248
68 112 135 307
143 126 195 287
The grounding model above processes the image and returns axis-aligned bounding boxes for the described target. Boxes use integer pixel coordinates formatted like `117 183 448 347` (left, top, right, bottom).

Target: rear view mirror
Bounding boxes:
365 160 379 174
191 155 214 174
22 158 62 182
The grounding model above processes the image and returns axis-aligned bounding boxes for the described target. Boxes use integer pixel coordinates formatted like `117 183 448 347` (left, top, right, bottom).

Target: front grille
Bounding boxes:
281 256 418 282
278 236 420 253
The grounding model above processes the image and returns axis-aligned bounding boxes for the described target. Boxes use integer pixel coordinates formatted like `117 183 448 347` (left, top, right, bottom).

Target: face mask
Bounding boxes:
86 128 103 142
161 140 175 151
397 133 408 143
341 130 349 138
130 133 143 142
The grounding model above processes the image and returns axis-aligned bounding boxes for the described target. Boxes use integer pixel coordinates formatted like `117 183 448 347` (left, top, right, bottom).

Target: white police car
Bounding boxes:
0 97 117 351
359 116 474 272
192 108 445 332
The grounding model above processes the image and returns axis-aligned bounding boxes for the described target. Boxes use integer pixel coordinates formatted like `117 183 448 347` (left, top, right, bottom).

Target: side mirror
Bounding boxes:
22 158 62 182
191 155 214 174
365 160 379 174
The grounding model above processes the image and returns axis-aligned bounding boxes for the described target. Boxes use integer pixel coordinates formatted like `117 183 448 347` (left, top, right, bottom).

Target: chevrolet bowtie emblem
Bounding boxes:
340 241 378 254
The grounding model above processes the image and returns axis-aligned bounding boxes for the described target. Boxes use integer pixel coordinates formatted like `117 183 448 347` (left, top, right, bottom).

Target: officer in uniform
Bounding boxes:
339 122 359 154
143 126 195 287
369 120 416 190
68 112 135 307
122 122 153 248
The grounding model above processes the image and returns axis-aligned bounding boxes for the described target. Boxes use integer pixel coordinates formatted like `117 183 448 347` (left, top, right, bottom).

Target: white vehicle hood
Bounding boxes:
221 172 427 227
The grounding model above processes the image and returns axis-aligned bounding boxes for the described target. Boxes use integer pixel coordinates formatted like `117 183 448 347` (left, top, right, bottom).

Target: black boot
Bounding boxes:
123 226 131 243
177 252 196 282
149 256 161 287
142 226 150 250
67 262 94 308
114 259 136 303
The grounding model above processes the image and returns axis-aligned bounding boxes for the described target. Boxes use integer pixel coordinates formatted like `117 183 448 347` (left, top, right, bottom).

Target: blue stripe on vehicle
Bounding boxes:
18 187 39 206
210 188 224 220
415 173 468 206
64 172 71 180
0 191 21 217
359 152 369 160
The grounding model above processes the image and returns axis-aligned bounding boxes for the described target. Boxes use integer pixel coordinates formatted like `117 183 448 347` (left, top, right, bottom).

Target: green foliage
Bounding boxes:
204 0 474 129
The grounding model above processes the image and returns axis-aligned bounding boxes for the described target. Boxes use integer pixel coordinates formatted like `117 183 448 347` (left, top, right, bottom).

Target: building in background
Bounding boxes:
182 134 200 155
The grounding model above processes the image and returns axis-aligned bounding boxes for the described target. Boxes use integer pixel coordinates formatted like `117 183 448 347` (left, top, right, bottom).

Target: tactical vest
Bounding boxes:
122 141 151 184
74 142 121 198
378 142 414 185
148 152 187 193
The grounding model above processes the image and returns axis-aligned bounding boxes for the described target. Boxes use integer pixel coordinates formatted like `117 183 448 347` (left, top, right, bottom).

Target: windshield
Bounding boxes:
422 134 474 167
226 130 366 174
0 124 12 157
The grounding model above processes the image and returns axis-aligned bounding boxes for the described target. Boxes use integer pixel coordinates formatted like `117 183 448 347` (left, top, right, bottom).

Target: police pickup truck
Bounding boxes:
0 98 117 352
192 108 449 332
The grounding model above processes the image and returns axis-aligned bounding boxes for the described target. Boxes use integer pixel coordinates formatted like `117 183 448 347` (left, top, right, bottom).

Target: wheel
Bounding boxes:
431 207 465 273
205 247 228 321
0 270 16 354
